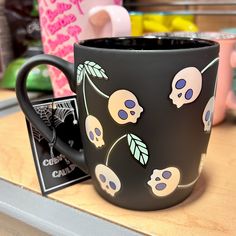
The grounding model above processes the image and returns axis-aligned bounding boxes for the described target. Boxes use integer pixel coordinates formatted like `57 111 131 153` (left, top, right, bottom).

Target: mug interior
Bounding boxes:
79 36 217 50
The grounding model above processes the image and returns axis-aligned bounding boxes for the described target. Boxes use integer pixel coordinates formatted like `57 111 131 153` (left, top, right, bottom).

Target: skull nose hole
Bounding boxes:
178 93 182 98
130 111 135 116
96 137 99 141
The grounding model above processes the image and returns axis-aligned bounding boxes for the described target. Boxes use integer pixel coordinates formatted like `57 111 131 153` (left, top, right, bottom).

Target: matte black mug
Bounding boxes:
16 36 219 210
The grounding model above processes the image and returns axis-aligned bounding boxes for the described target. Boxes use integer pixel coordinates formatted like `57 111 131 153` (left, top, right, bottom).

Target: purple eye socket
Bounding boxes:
175 79 186 89
89 131 94 140
109 181 116 190
205 110 210 121
155 183 167 191
125 100 136 109
162 171 172 179
95 128 101 136
118 110 128 120
99 174 106 183
185 89 193 100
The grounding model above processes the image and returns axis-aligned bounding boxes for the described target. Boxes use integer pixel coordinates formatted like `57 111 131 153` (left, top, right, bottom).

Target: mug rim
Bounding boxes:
147 32 236 41
77 36 219 53
198 31 236 41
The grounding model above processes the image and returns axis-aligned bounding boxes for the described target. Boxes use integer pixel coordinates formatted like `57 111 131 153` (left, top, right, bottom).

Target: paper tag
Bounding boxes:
26 95 90 195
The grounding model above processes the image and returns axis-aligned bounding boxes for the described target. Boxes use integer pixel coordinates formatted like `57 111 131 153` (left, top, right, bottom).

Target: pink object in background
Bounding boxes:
38 0 131 97
163 32 236 125
194 32 236 125
213 34 236 125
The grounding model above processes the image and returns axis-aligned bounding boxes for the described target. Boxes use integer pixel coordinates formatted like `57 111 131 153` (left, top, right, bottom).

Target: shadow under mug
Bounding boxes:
16 36 219 210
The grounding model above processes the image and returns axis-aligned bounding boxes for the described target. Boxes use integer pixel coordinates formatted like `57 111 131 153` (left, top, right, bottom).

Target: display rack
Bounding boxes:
124 1 236 15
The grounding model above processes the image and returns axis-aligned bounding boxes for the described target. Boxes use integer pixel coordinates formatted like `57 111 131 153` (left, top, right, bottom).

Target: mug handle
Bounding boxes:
16 54 88 173
226 51 236 109
89 5 131 37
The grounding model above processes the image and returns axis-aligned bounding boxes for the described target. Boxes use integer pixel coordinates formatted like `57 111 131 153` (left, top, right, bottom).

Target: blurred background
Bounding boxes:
125 0 236 34
1 0 236 95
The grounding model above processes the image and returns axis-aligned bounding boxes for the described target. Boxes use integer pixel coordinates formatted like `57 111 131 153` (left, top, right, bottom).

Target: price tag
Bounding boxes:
26 96 90 195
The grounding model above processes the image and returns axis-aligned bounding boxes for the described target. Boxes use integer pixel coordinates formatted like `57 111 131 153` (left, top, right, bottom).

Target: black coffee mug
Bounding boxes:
16 36 219 210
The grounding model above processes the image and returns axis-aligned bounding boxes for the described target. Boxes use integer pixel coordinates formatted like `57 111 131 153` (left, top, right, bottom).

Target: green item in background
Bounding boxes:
0 58 52 91
31 0 39 17
0 46 52 91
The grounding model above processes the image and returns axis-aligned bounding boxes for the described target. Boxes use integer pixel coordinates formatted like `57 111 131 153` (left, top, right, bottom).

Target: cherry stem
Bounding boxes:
82 71 89 115
84 70 109 99
201 57 219 74
178 175 199 188
105 134 127 166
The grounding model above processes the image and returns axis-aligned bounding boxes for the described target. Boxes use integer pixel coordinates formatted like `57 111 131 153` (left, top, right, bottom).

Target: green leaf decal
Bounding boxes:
77 64 84 85
84 61 108 79
127 134 149 167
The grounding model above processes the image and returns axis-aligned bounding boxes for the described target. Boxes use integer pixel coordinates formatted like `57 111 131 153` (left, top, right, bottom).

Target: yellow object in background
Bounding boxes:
171 17 198 32
143 14 198 33
129 12 199 36
143 20 170 33
129 12 143 36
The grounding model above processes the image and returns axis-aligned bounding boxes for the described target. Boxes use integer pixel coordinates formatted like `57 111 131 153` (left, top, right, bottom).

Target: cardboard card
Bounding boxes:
26 96 90 195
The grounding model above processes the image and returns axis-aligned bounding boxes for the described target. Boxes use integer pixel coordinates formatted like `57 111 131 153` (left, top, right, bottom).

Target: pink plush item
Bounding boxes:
38 0 131 97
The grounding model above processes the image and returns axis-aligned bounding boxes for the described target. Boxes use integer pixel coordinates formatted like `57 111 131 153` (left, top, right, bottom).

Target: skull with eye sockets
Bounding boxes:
169 67 202 108
85 115 104 148
202 96 214 132
95 164 121 197
108 89 143 124
147 167 181 197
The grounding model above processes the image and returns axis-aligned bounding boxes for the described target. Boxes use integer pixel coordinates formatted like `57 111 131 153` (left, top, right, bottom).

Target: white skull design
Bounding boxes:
85 115 105 148
95 164 121 197
108 89 143 124
169 67 202 108
202 96 215 132
148 167 181 197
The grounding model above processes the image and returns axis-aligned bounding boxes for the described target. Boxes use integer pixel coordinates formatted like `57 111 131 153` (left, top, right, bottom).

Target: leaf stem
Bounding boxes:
105 134 127 166
201 57 219 74
82 70 89 116
84 70 109 99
